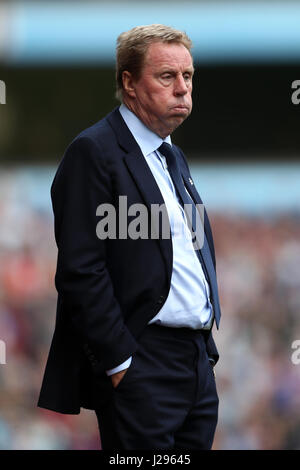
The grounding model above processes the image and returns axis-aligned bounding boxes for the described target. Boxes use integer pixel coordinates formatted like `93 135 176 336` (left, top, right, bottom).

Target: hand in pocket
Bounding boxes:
111 368 129 388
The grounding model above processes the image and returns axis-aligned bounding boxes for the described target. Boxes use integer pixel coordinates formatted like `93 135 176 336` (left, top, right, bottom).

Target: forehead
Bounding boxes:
144 41 194 71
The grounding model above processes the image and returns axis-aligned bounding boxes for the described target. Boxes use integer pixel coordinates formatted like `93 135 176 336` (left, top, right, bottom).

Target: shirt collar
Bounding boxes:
119 103 172 157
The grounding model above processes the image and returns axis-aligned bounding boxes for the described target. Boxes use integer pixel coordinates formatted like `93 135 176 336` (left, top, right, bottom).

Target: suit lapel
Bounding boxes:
106 108 173 284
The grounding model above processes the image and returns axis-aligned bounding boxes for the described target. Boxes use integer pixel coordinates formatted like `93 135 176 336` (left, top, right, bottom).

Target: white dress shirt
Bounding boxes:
106 104 213 376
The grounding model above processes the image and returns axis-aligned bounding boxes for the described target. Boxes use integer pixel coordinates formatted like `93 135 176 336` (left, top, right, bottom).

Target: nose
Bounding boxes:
174 74 188 96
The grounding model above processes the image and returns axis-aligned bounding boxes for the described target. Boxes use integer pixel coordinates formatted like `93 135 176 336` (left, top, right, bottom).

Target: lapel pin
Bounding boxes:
189 177 194 185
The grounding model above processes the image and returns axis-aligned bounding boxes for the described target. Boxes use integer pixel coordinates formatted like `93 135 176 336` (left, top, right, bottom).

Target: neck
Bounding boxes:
122 99 171 139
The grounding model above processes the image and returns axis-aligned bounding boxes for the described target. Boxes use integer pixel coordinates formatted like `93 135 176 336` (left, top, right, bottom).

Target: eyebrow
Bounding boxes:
160 67 194 75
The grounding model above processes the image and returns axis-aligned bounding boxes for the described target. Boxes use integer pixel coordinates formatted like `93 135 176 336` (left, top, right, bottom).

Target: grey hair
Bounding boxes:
115 24 193 101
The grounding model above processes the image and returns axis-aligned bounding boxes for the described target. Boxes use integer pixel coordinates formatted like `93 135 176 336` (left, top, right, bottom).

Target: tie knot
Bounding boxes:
158 143 175 165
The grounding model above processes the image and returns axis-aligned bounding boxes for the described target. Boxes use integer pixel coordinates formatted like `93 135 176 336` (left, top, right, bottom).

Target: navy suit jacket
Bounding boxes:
38 107 219 414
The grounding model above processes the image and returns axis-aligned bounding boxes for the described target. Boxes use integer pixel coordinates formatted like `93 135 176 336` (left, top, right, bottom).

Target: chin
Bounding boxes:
170 115 188 126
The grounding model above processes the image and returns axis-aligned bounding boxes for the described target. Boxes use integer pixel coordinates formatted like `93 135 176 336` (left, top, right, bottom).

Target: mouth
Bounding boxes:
172 105 189 113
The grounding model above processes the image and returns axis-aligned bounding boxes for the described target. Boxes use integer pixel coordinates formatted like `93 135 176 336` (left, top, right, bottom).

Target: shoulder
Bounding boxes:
70 107 119 153
51 108 121 195
56 107 121 171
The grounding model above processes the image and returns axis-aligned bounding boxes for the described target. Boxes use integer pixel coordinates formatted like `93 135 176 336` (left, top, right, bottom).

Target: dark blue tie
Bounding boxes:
158 142 221 328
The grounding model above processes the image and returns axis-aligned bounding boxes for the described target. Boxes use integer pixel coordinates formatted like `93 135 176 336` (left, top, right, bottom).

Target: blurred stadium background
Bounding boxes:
0 0 300 449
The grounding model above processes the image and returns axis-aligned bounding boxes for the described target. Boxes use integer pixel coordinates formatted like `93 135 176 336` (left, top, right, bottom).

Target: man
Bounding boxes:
38 24 221 450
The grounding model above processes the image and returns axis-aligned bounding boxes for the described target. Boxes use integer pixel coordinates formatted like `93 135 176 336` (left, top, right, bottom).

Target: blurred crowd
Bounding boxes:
212 212 300 449
0 167 299 449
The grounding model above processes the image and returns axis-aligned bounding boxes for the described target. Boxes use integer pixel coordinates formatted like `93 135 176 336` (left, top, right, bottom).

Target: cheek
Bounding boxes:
186 90 193 106
146 91 170 112
139 83 174 116
156 88 174 105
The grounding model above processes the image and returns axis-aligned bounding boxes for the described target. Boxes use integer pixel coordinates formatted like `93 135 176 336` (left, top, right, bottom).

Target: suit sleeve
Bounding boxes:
205 331 219 365
51 136 138 373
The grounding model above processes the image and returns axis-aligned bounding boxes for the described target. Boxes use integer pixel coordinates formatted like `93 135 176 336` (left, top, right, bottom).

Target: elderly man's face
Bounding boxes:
124 42 194 138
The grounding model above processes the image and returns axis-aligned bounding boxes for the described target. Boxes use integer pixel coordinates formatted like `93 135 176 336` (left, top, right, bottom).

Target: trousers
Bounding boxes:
95 323 219 450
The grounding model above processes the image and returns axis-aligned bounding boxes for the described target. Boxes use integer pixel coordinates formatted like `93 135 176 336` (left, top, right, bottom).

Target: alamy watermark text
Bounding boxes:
0 80 6 104
0 340 6 364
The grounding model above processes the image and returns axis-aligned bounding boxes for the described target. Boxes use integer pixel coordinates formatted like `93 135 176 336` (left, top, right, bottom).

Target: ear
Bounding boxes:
122 71 136 99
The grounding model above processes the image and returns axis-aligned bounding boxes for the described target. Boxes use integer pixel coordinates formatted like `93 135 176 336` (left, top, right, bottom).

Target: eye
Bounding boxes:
161 73 172 80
